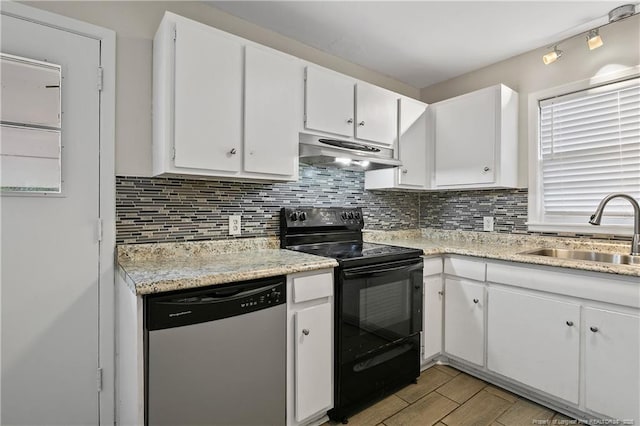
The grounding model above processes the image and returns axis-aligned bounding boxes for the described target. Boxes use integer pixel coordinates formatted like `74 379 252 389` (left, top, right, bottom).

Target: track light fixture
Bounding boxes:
543 46 563 65
542 3 636 64
587 29 603 50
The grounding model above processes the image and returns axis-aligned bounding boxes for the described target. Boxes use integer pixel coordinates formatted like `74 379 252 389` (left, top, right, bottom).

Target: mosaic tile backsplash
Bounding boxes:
116 167 630 244
116 165 419 244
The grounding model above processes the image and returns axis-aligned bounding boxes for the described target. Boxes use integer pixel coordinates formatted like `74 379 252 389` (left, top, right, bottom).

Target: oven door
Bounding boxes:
334 257 423 416
339 257 423 362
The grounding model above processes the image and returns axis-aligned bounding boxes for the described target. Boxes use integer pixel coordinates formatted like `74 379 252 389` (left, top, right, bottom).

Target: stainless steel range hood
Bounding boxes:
299 133 401 170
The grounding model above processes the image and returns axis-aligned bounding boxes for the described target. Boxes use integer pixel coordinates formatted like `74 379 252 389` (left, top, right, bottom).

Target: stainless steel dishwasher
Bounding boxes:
145 276 286 426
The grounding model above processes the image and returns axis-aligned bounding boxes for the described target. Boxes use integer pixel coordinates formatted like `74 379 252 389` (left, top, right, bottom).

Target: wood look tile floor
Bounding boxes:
324 365 576 426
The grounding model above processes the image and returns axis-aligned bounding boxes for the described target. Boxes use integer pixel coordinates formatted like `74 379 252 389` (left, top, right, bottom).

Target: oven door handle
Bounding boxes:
343 261 422 278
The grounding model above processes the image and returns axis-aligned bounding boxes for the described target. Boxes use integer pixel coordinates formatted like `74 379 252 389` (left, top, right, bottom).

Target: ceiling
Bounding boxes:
208 1 625 88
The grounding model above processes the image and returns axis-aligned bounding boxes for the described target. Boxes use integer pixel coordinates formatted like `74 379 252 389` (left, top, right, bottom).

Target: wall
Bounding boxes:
116 165 419 244
419 14 639 238
23 1 419 177
421 14 640 186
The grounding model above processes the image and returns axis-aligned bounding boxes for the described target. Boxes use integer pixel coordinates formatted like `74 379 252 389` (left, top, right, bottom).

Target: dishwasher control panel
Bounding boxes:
146 276 286 331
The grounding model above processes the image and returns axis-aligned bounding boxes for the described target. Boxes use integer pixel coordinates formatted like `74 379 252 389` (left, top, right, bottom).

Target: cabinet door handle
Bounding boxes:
590 326 599 333
358 121 365 126
402 169 408 174
302 329 310 336
483 166 490 172
473 298 479 304
347 118 354 124
229 148 237 155
566 321 574 327
438 290 444 296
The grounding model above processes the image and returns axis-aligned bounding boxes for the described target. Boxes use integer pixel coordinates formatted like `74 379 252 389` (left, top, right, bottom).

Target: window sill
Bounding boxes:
526 222 633 237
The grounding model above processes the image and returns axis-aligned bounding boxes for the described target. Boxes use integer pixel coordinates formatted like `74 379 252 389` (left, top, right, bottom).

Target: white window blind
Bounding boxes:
538 78 640 221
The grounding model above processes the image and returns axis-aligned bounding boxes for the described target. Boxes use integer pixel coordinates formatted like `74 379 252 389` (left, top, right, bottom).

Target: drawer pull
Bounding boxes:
566 321 574 327
302 329 310 336
473 298 479 304
590 326 599 333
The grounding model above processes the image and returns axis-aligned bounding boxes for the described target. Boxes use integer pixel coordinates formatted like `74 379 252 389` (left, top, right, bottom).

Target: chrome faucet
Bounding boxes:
589 193 640 256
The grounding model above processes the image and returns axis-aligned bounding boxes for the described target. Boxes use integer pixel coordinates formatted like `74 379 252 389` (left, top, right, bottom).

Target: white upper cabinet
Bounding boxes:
304 65 399 146
364 97 428 190
244 45 299 177
304 66 354 138
172 19 243 173
153 12 300 181
355 82 398 145
430 84 518 189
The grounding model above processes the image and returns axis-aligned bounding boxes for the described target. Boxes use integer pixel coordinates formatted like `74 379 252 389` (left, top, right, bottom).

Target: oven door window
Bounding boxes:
339 259 422 363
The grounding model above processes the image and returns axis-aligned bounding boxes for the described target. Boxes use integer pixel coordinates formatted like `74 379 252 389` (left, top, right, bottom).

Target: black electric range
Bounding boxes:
280 207 423 423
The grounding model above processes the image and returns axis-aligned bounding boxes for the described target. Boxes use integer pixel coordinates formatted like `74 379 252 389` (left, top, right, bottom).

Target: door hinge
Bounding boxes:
97 67 103 91
96 218 103 242
173 27 177 41
97 367 103 392
303 113 307 124
172 147 176 160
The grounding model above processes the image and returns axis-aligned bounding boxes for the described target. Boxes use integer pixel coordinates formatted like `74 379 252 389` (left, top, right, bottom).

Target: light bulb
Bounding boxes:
543 47 563 65
335 157 352 165
587 29 603 50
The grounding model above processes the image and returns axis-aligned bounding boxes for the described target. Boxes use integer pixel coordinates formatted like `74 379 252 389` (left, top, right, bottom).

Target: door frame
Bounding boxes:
0 2 116 424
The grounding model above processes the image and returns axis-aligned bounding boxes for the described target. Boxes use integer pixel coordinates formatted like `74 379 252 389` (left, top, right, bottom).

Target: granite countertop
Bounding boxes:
118 238 338 296
364 229 640 278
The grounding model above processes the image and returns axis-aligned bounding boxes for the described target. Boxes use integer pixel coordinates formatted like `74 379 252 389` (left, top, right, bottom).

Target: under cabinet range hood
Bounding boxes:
299 133 402 170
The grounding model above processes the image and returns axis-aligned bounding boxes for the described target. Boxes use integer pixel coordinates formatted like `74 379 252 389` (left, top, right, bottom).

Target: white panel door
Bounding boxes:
173 20 242 172
423 275 443 360
304 66 354 138
295 303 332 422
1 15 100 425
244 46 299 176
398 98 427 187
444 278 485 366
487 288 580 403
355 82 398 145
584 307 640 421
434 88 496 186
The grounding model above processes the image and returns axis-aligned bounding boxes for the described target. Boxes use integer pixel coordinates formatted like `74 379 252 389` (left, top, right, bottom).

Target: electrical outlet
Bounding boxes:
483 216 494 232
229 215 241 236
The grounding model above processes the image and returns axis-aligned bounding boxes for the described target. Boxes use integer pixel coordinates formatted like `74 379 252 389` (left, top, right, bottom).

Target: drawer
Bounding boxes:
423 256 443 276
444 256 486 281
292 270 333 303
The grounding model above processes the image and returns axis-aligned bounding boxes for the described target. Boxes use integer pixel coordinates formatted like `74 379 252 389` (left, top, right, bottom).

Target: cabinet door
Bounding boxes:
398 98 427 187
487 288 580 403
295 303 332 422
423 275 443 360
173 20 242 172
444 278 484 366
245 46 299 176
355 82 398 145
584 307 640 421
305 67 354 138
434 88 496 186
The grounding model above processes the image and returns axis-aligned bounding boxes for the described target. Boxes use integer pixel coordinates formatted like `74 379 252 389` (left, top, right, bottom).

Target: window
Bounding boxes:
528 76 640 234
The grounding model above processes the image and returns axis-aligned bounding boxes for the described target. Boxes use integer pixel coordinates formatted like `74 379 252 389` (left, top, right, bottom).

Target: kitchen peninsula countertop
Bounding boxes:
118 238 338 295
363 229 640 278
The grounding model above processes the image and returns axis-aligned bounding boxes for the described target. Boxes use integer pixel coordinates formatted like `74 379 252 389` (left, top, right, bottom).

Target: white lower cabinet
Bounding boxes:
444 277 485 366
422 257 443 362
487 287 580 403
294 303 332 422
584 307 640 422
287 270 334 426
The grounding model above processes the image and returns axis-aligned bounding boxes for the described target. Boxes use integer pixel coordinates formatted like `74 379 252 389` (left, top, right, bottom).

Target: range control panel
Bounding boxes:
281 207 364 228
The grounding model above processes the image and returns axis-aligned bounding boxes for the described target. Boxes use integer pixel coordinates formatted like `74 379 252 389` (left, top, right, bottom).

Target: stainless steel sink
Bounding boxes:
519 248 640 267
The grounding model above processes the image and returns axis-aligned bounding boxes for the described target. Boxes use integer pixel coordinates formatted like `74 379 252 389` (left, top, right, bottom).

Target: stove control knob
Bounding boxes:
341 212 348 220
347 212 354 219
299 212 307 221
354 212 361 219
290 212 298 221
